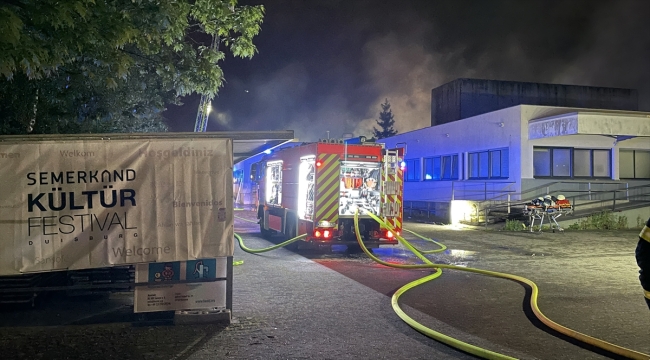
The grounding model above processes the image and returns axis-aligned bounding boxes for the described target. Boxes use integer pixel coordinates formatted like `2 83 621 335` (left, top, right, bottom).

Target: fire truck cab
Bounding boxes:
251 138 404 251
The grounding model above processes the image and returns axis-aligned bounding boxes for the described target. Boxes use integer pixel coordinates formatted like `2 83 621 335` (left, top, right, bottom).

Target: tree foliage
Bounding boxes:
0 0 264 134
372 98 397 139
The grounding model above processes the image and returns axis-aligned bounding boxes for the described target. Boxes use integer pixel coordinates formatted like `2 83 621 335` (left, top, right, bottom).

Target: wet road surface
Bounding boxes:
249 215 650 360
1 212 647 360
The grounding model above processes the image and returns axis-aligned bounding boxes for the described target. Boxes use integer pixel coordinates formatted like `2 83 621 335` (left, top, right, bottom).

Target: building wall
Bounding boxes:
381 104 650 208
381 106 525 202
431 79 639 126
519 105 650 193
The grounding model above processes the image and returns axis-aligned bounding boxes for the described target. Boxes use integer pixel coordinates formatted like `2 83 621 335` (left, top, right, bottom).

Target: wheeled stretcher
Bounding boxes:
523 195 573 232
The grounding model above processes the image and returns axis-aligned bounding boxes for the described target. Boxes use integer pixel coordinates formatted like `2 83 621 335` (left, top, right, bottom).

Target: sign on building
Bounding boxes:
133 258 227 313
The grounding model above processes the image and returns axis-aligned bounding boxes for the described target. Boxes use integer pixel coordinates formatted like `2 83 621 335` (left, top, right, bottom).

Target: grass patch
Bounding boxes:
567 211 628 230
503 219 525 231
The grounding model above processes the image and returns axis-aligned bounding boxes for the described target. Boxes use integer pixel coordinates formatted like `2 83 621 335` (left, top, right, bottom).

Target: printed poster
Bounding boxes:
0 137 234 275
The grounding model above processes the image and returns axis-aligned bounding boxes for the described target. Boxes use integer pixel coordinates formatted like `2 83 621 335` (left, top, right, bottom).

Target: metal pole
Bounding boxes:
484 208 488 229
507 194 511 214
484 182 487 201
226 256 233 315
571 196 577 214
451 182 455 201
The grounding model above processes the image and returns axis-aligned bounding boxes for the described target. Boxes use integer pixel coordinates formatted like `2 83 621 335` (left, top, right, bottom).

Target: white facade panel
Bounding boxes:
521 106 650 181
380 106 524 202
580 113 650 136
529 111 650 139
380 104 650 220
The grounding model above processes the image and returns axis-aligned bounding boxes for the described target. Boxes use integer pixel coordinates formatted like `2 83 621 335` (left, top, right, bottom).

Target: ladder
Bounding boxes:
382 149 400 217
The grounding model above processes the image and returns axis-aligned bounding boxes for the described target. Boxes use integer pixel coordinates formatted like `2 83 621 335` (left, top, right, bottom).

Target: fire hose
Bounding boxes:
234 213 650 360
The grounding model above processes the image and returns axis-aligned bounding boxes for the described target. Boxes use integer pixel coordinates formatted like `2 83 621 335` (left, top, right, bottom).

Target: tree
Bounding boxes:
372 98 398 139
0 0 264 134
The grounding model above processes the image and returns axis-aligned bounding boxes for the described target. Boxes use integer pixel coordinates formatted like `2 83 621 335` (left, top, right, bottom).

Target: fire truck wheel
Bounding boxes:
284 219 300 251
346 244 366 254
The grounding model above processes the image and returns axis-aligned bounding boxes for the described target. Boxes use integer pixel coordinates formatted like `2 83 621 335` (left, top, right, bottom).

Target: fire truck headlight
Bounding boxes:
314 230 322 238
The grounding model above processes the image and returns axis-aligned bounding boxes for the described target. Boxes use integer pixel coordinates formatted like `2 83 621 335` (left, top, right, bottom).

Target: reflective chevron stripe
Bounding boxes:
315 153 340 225
640 226 650 243
382 154 403 232
393 164 403 230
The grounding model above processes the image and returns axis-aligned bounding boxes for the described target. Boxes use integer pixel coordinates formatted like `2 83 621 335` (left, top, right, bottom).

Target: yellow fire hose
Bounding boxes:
234 213 650 359
236 232 307 254
233 213 306 262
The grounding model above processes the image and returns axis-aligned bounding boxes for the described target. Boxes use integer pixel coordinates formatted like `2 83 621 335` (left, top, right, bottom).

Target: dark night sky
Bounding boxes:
164 0 650 141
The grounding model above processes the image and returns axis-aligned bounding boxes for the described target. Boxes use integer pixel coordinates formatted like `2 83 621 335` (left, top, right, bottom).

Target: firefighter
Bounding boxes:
363 177 377 191
636 216 650 310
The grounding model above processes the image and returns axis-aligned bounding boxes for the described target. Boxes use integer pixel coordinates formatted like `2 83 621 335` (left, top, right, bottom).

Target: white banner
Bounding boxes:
0 137 234 275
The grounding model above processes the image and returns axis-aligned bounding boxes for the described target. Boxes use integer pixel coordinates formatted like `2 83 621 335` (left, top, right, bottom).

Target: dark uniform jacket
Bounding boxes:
636 217 650 310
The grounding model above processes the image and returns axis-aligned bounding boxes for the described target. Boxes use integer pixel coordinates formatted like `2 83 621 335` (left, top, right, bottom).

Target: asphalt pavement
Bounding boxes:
189 212 528 360
188 211 649 360
1 211 648 360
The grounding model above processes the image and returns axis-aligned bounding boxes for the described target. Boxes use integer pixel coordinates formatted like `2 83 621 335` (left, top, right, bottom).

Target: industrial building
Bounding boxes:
379 79 650 225
430 78 638 126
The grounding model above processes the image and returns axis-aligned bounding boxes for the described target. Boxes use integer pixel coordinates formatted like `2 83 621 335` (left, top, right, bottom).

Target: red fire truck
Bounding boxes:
251 138 404 251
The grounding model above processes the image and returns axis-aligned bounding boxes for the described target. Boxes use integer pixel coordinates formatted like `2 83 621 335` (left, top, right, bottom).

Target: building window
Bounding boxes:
533 148 551 177
553 148 571 177
592 150 610 177
533 147 611 178
404 158 421 181
573 149 591 177
424 154 459 181
620 150 650 179
468 148 509 179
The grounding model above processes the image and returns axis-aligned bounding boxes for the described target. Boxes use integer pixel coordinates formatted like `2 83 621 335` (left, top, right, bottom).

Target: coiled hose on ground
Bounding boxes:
234 212 650 360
